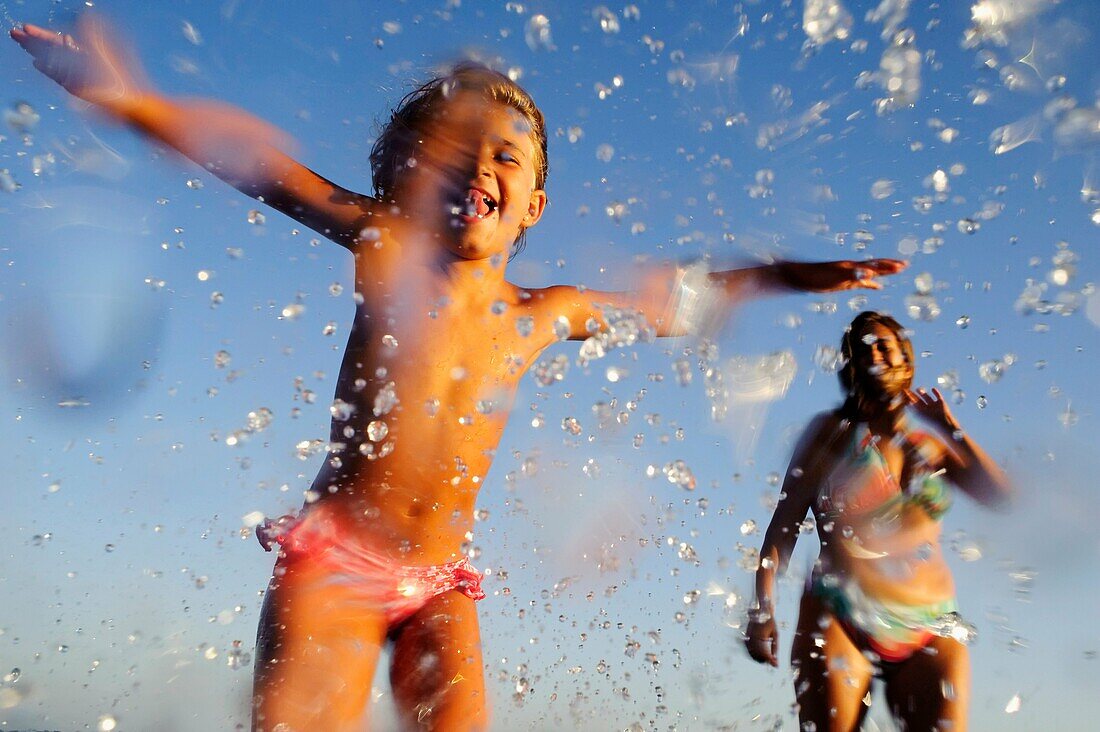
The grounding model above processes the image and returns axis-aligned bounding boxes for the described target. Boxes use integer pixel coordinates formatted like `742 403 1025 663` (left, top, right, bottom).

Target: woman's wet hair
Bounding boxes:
838 310 915 403
369 62 549 258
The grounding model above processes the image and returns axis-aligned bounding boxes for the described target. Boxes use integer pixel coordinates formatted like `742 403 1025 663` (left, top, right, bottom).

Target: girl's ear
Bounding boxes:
522 189 547 228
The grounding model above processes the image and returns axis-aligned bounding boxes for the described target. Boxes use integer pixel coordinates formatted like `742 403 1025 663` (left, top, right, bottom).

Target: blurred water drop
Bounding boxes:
930 612 978 645
533 354 569 385
0 169 20 194
957 218 980 234
664 460 696 490
525 14 554 51
373 382 398 416
979 357 1012 384
3 101 40 133
870 179 896 200
803 0 852 45
247 209 266 225
593 6 620 34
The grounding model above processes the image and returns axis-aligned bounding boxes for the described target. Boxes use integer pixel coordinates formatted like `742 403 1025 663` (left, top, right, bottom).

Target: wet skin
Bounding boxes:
745 321 1011 732
13 19 907 731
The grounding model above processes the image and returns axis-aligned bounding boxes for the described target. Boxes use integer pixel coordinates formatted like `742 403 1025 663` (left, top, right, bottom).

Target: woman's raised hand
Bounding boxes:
906 387 962 434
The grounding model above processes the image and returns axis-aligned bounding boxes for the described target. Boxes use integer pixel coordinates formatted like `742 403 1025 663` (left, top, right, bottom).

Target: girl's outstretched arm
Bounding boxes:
533 258 908 340
11 17 373 248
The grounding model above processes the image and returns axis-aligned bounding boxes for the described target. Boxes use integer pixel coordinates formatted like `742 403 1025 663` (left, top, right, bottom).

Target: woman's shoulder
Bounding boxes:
792 409 850 462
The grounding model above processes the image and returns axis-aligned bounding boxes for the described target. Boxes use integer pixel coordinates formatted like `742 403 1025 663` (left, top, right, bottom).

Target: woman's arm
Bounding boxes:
11 18 374 248
906 387 1013 508
745 412 841 667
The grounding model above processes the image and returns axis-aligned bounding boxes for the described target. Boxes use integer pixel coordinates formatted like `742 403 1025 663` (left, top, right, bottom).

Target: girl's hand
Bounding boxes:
778 258 908 293
745 616 780 667
10 17 148 114
906 387 961 433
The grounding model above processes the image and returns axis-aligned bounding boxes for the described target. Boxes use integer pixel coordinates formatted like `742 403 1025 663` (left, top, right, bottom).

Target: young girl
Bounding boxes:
746 312 1011 731
13 18 905 731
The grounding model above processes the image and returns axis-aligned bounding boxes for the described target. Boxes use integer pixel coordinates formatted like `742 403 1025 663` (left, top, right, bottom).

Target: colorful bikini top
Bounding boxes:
818 420 951 522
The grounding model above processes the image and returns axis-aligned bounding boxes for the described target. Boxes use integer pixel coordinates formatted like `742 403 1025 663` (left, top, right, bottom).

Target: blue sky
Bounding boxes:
1 0 1098 729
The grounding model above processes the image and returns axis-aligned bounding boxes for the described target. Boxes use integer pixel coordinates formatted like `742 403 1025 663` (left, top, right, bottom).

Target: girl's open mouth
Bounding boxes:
453 188 498 220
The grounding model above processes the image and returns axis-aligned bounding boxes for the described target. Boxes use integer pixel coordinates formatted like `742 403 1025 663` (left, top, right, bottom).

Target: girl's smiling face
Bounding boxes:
394 93 547 263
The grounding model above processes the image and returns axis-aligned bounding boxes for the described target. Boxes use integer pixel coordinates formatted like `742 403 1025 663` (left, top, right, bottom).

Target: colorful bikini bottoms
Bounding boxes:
811 574 963 663
257 512 485 627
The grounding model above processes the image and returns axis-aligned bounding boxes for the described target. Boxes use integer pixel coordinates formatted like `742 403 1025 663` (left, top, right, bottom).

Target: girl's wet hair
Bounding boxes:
838 310 915 396
369 62 549 258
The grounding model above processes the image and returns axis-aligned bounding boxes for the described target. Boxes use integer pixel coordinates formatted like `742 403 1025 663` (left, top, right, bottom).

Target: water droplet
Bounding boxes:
978 358 1011 384
870 179 896 200
525 14 555 51
247 407 273 431
663 460 696 490
0 165 22 194
382 334 399 349
976 395 988 409
373 382 398 416
214 350 231 368
97 714 118 732
533 354 569 385
322 321 337 336
803 0 852 45
3 101 40 133
955 315 970 329
957 218 980 234
596 143 615 162
906 293 941 322
593 5 620 33
247 209 265 225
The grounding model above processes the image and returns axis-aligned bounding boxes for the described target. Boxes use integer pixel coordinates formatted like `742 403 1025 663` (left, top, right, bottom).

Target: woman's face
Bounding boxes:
853 322 912 397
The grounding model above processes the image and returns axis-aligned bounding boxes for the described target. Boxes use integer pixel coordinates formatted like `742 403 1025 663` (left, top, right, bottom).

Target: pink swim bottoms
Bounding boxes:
257 512 485 627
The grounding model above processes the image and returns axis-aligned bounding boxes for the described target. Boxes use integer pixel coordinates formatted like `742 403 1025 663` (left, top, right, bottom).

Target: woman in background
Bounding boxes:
746 311 1011 731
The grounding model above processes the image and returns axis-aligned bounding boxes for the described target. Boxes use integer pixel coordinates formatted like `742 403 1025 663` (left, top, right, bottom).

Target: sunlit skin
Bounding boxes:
13 18 908 732
745 321 1012 732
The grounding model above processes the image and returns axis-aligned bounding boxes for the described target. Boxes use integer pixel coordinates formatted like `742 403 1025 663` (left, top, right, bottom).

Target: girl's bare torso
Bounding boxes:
304 226 562 565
